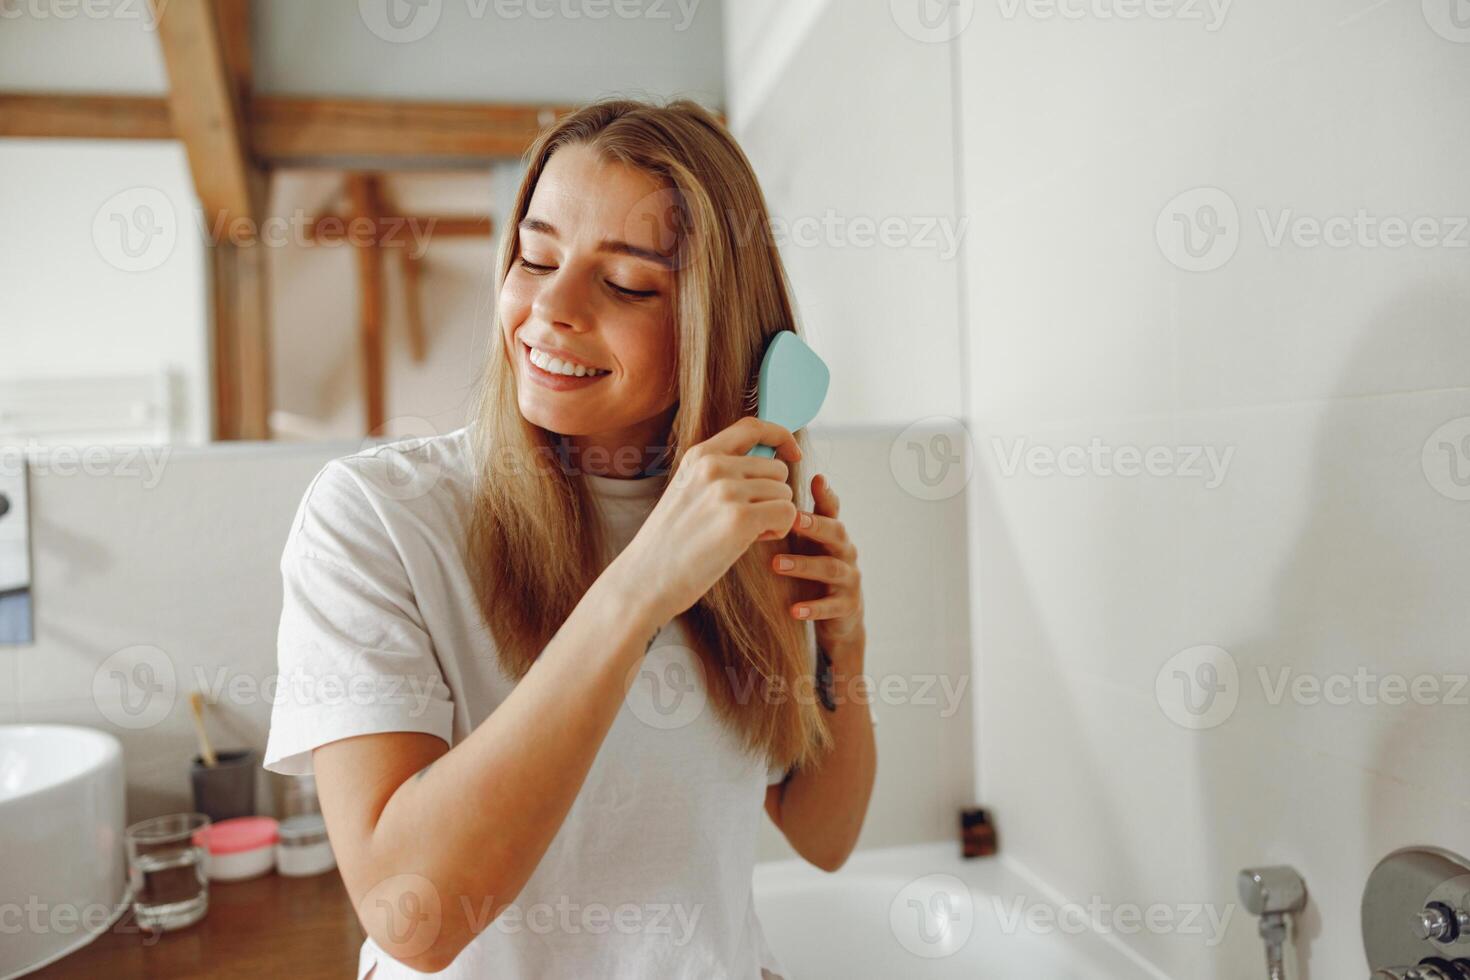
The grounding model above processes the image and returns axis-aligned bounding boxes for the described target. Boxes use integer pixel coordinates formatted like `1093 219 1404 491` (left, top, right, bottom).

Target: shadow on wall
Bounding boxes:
1196 275 1470 980
973 274 1470 980
970 443 1148 944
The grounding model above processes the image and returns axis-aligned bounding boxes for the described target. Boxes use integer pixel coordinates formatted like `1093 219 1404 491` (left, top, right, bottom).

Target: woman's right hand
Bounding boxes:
613 416 802 628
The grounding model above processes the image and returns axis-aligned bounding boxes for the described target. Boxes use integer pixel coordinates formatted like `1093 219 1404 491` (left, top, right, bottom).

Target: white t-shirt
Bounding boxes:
263 424 822 979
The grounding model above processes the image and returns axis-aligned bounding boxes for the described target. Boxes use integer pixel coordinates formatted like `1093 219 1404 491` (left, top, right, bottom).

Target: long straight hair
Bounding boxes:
465 98 833 776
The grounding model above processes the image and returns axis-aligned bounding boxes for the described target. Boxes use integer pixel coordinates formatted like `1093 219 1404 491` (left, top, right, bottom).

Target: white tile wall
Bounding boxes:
11 443 343 819
723 0 1470 973
726 0 967 429
962 0 1470 976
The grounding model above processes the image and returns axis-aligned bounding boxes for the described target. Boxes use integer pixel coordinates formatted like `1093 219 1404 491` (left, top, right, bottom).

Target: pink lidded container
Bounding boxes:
192 816 279 881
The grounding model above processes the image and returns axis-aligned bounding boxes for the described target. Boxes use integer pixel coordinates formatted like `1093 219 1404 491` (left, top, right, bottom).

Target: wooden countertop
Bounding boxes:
30 870 365 979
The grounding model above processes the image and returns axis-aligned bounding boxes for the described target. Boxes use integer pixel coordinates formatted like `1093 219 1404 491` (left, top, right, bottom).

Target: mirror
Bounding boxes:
0 0 724 448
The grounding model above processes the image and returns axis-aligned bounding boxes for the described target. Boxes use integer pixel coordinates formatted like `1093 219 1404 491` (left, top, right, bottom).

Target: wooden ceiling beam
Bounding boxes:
0 94 603 165
150 0 259 229
214 0 254 107
0 93 173 141
249 96 574 166
304 214 492 244
347 174 387 436
399 249 427 364
147 0 272 441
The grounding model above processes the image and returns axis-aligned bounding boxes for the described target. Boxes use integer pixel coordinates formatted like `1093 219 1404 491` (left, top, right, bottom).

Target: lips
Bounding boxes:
519 336 607 373
521 340 611 389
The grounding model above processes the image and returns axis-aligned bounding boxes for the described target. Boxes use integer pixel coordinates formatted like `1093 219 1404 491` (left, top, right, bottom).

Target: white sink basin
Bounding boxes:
0 725 127 979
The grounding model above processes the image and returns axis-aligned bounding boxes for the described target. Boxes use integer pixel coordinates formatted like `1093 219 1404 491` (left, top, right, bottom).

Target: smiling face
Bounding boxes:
498 143 681 477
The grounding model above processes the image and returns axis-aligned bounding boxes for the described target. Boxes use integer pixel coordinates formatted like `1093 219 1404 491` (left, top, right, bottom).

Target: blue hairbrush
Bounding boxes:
743 332 830 458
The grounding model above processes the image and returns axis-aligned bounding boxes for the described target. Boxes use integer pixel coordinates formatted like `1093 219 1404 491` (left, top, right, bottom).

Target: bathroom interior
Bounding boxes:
2 1 1468 977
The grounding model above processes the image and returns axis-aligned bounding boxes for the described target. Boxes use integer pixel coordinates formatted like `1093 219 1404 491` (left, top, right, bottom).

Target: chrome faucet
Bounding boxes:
1363 846 1470 980
1238 866 1308 980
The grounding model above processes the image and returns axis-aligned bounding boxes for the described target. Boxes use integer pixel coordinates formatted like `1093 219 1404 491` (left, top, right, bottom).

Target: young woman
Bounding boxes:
263 98 877 979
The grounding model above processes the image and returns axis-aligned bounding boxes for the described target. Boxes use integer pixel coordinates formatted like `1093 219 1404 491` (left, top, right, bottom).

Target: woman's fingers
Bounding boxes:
725 454 792 485
702 416 801 462
811 473 839 517
789 594 861 622
769 553 857 585
786 509 854 560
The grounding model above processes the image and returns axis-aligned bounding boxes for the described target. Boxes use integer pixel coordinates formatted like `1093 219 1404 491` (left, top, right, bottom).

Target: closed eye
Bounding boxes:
608 282 658 299
519 258 656 299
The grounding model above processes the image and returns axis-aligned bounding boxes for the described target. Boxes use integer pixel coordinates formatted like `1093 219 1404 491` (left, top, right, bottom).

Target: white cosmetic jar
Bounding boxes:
276 814 336 877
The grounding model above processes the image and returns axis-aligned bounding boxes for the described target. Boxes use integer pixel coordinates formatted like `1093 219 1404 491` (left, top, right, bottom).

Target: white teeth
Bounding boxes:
528 344 608 377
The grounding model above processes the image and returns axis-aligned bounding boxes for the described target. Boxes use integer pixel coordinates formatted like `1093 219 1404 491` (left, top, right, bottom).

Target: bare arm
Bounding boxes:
762 473 875 871
764 630 876 871
313 562 659 973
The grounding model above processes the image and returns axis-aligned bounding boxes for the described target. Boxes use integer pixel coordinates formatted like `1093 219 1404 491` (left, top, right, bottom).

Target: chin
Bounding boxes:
519 400 594 437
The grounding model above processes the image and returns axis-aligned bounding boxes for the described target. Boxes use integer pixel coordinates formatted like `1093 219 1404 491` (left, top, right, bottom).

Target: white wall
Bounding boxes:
729 0 1470 976
962 2 1470 978
0 16 199 447
725 0 967 428
254 0 725 107
0 0 725 105
0 139 212 445
0 2 167 93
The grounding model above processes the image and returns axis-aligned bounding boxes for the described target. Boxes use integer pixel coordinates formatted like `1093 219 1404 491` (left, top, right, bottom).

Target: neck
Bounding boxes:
562 405 676 479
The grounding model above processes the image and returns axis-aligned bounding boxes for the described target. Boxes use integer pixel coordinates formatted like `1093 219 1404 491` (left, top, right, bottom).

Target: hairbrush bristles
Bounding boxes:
742 376 760 414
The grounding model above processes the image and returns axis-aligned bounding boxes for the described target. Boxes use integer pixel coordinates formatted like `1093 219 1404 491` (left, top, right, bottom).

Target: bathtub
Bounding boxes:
751 842 1150 980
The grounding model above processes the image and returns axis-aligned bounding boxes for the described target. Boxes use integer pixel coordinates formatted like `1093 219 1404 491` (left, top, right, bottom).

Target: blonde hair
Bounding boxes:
466 97 833 776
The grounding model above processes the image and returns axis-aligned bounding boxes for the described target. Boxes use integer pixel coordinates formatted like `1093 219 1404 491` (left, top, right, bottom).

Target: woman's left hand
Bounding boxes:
770 473 865 650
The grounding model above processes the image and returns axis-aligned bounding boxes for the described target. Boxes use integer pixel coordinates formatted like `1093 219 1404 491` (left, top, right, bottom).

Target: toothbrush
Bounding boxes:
189 691 218 768
743 332 830 458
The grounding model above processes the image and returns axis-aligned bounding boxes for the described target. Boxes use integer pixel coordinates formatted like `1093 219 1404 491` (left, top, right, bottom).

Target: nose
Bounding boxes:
529 264 593 334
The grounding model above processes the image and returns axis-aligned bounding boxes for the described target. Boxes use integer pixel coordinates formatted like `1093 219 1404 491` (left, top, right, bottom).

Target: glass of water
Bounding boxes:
124 812 210 932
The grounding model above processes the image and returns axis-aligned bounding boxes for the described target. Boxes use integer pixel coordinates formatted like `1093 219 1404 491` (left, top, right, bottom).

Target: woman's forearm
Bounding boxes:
358 559 661 969
774 632 877 871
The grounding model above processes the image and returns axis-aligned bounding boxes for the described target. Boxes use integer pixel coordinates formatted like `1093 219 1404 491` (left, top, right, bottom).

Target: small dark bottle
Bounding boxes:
960 807 998 859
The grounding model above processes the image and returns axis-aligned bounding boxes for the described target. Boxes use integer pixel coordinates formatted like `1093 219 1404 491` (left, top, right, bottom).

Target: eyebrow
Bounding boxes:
518 217 676 269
